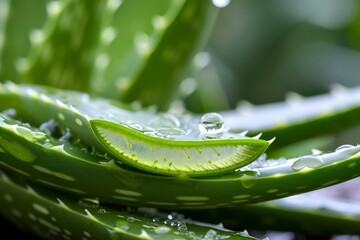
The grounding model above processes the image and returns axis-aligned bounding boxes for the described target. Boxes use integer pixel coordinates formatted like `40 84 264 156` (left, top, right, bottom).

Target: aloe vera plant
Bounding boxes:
1 0 360 239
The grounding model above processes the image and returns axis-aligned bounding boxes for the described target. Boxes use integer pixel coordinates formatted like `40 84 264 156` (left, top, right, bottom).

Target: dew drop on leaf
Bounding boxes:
239 170 260 189
2 108 16 118
128 123 143 131
335 144 354 152
154 226 171 234
204 229 218 239
98 208 106 214
78 198 100 209
198 112 224 135
291 156 324 171
149 113 180 128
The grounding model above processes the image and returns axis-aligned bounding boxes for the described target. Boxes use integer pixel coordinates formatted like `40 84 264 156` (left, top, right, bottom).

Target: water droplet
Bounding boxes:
34 131 47 140
212 0 230 8
156 127 185 135
239 170 260 189
177 224 187 232
164 219 172 226
170 220 179 227
127 216 135 222
154 226 171 234
16 126 46 143
116 220 129 231
204 229 218 239
78 198 99 209
291 156 324 171
199 112 224 135
128 123 143 131
98 208 106 214
149 113 180 128
142 130 163 138
2 108 16 118
336 144 354 152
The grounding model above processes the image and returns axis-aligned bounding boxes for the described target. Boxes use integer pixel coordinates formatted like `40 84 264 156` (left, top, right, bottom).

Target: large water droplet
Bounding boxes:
291 156 324 171
199 112 224 135
239 170 260 189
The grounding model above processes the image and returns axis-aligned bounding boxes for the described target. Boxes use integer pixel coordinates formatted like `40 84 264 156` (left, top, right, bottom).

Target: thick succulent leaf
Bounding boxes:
21 0 108 91
119 0 218 110
0 82 269 177
0 0 48 83
186 195 360 236
0 170 260 240
0 111 359 209
221 85 360 148
90 0 172 97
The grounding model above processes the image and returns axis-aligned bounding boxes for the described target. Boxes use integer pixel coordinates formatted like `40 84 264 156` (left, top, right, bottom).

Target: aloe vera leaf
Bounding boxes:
21 0 108 91
0 170 259 240
222 86 360 148
0 0 8 79
186 195 360 236
0 0 48 83
0 82 269 177
90 0 172 97
267 136 333 159
0 112 267 209
119 0 218 110
0 113 360 209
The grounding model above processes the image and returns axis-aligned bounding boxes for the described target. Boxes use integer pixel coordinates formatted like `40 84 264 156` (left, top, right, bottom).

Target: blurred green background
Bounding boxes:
189 0 359 108
184 0 360 149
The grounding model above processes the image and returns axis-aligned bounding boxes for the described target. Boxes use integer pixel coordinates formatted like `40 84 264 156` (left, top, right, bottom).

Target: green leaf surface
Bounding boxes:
186 195 360 236
0 0 49 83
0 170 259 240
0 82 269 177
119 0 218 110
0 112 359 210
21 0 108 90
222 86 360 148
90 0 172 97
